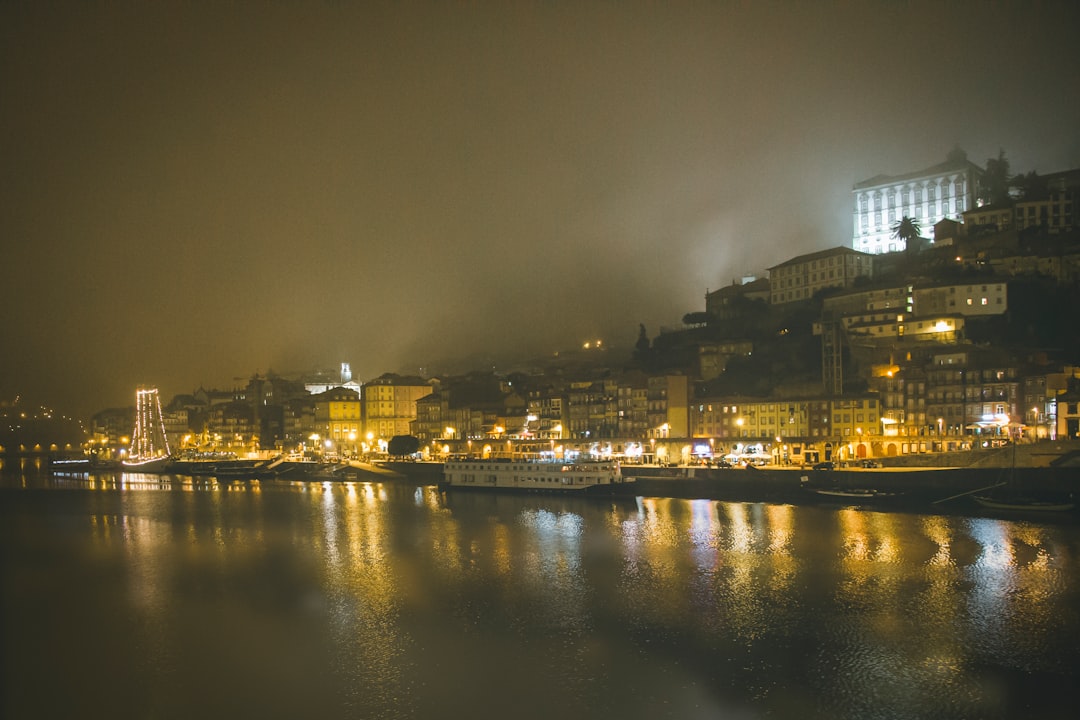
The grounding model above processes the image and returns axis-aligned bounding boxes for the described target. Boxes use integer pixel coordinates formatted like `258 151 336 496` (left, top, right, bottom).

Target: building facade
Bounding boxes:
361 374 434 441
768 246 874 305
313 387 361 456
853 150 984 254
912 281 1007 317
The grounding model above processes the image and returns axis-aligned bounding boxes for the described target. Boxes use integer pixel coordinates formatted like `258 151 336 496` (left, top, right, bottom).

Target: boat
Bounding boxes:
439 456 634 495
972 495 1075 512
799 474 902 503
808 487 902 500
48 456 92 473
966 437 1075 512
121 456 172 473
121 386 172 474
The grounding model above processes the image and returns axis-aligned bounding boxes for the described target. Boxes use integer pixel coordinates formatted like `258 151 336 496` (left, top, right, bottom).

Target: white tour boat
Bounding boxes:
440 456 633 495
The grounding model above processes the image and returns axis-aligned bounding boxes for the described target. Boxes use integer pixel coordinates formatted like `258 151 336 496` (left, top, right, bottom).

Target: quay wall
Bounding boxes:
382 461 1080 510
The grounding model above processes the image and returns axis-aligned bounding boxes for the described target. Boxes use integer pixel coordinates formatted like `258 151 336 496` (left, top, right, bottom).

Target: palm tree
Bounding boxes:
892 216 922 252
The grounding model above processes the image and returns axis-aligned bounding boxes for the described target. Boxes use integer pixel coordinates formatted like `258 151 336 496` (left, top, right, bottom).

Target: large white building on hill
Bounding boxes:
853 149 984 254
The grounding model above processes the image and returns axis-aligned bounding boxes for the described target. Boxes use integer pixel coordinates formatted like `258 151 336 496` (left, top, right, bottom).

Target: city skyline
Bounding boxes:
3 1 1079 419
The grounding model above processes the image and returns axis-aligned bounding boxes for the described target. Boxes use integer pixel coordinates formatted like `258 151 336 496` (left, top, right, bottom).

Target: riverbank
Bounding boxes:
379 458 1079 519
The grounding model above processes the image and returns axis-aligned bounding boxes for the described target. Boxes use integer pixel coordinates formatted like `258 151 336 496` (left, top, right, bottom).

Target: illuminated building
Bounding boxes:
567 378 620 439
692 400 810 441
527 391 568 439
924 350 1019 437
852 149 984 254
912 281 1007 317
313 387 360 455
206 401 258 451
412 391 447 442
768 246 873 305
360 373 434 441
646 374 689 439
88 406 135 454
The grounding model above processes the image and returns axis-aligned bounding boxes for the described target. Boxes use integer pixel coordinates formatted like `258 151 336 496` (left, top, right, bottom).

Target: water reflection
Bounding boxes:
3 474 1079 719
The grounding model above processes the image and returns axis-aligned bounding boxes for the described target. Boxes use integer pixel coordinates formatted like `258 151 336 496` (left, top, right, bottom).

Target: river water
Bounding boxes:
2 471 1078 719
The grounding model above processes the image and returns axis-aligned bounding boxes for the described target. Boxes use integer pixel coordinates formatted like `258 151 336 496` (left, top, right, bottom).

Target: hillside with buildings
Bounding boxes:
67 153 1080 467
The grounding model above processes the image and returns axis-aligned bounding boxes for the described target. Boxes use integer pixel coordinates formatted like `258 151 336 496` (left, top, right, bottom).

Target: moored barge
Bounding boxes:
439 457 633 495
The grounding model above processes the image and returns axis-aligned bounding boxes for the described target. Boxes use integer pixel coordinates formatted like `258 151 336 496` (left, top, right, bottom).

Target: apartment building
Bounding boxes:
912 281 1007 317
768 246 874 305
313 387 361 454
361 374 434 440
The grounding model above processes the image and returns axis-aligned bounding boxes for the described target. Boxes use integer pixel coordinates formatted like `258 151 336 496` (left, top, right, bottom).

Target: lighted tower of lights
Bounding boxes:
130 386 170 460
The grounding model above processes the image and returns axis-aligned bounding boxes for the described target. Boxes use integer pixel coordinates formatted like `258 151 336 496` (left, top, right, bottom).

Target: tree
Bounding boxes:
632 323 655 370
1011 170 1047 201
387 435 420 458
635 323 650 353
892 216 922 252
979 149 1011 206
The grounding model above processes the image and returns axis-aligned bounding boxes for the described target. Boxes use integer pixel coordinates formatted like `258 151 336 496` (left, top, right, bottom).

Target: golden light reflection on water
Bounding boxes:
723 502 754 554
765 504 794 556
12 473 1080 718
838 508 871 562
58 480 1080 668
922 515 955 567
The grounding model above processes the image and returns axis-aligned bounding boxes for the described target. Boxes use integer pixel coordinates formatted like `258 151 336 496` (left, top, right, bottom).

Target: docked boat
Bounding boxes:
799 474 903 503
121 386 173 474
808 487 902 500
48 456 93 473
121 456 172 473
972 495 1075 512
439 457 633 495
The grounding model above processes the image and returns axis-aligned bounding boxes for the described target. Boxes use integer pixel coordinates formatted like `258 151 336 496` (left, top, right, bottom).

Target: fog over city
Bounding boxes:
3 1 1079 417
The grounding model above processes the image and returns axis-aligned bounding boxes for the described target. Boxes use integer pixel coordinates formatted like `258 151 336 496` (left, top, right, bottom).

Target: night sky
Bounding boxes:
3 1 1078 419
